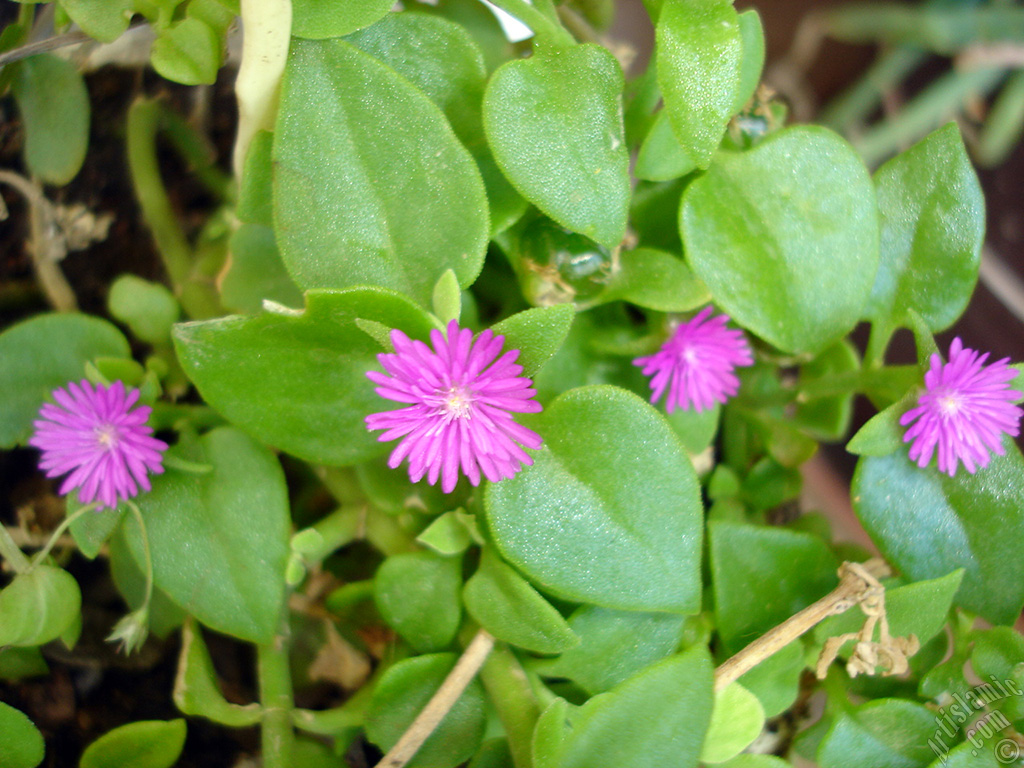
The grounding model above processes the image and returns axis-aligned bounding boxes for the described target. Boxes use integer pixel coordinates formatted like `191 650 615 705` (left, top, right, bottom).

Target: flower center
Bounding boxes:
95 423 121 450
937 391 963 417
442 387 474 419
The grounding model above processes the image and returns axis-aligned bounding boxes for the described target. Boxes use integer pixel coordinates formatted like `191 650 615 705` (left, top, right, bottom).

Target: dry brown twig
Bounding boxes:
377 559 913 768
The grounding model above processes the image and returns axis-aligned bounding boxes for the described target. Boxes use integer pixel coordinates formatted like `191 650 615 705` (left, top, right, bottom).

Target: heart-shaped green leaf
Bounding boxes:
559 646 714 768
656 0 742 170
123 428 289 643
0 313 129 448
291 0 393 38
700 683 765 764
375 552 462 652
173 288 436 466
681 126 878 354
486 385 703 613
463 549 577 654
865 123 984 334
0 702 44 768
484 45 630 247
347 12 526 235
0 566 81 647
11 54 89 185
710 521 838 653
274 38 488 307
365 654 487 768
598 248 710 312
532 606 685 694
816 699 936 768
853 449 1024 625
79 720 186 768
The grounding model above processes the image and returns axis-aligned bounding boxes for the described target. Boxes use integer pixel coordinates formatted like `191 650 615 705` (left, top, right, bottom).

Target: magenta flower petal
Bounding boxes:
900 337 1023 476
29 380 168 510
365 320 543 493
633 306 754 413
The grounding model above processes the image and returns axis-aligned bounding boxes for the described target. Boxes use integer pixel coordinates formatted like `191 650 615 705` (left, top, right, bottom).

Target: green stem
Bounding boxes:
478 643 541 768
126 98 220 319
125 501 154 613
364 508 419 556
864 320 894 370
161 454 213 474
127 99 193 289
483 0 575 49
855 66 1005 167
0 525 30 574
977 69 1024 167
820 46 927 131
161 108 233 203
257 612 295 768
306 507 362 562
29 502 98 569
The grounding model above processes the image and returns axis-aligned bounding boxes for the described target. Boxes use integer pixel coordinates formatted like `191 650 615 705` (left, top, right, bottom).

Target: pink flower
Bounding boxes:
900 337 1023 476
29 381 168 510
365 321 543 493
633 306 753 413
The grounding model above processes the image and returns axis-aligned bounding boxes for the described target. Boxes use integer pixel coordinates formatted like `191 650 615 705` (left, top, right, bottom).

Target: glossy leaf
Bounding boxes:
374 552 462 652
416 511 474 556
865 124 984 333
69 505 125 560
274 38 488 307
656 0 742 170
236 129 273 227
635 111 694 181
365 654 487 768
681 126 878 354
734 10 766 111
484 44 630 247
700 683 765 764
795 340 860 441
0 566 81 647
122 428 289 643
490 304 575 378
291 0 393 38
735 640 804 718
432 270 462 326
559 646 714 768
970 627 1024 721
817 699 936 768
347 11 525 235
710 521 838 653
11 54 89 185
0 647 48 681
463 549 577 655
0 701 44 768
487 385 703 613
151 17 221 85
59 0 133 42
533 606 685 694
853 449 1024 625
173 288 436 466
0 313 130 448
598 248 710 312
108 275 180 345
79 720 187 768
926 741 1004 768
173 619 262 726
846 391 918 458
